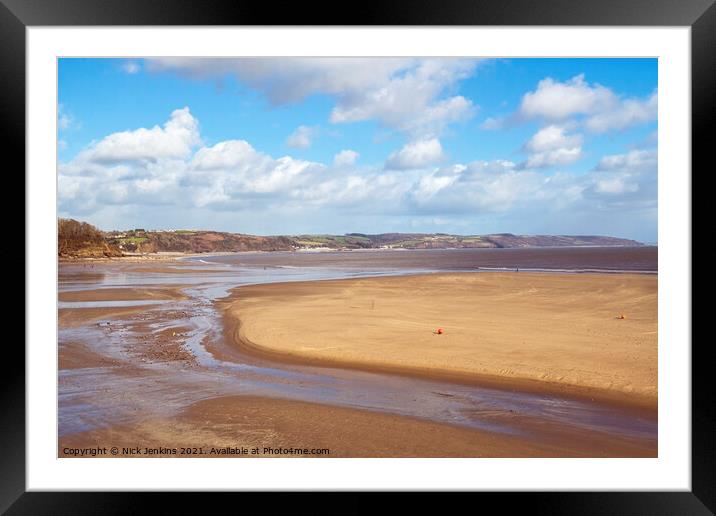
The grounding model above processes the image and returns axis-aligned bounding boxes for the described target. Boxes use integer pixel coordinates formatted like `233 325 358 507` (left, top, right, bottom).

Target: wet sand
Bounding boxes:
225 272 657 410
59 252 207 263
58 305 158 328
59 340 123 370
58 286 189 328
59 286 188 302
59 395 655 458
58 250 658 458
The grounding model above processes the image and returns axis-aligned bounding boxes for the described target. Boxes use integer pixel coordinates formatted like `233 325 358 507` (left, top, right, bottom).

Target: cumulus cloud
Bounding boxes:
286 125 317 149
406 160 548 214
333 149 359 166
187 139 324 202
58 108 656 241
385 138 445 170
191 140 266 170
588 149 657 199
526 147 582 169
520 74 615 120
525 125 581 153
402 146 657 220
518 74 657 133
147 58 479 138
595 149 657 171
585 92 657 133
148 57 411 103
329 59 476 137
76 107 201 163
523 125 583 168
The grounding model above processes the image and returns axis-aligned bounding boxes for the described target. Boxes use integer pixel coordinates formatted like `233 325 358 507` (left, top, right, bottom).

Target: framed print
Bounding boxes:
5 0 711 511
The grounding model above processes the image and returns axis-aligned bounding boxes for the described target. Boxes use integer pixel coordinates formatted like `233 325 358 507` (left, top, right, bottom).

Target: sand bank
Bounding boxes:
58 305 159 328
224 272 657 409
58 286 188 328
59 286 188 302
59 395 654 458
59 252 196 263
59 340 122 370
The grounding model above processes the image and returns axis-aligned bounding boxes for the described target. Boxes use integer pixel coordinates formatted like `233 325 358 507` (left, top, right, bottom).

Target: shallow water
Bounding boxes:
58 248 657 447
206 246 658 272
58 300 170 309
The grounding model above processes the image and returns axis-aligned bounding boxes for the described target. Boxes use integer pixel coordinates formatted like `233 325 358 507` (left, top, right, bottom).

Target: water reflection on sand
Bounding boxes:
57 247 657 451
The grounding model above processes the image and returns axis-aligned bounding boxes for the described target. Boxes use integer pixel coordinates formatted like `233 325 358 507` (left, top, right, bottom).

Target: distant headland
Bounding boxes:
58 218 645 259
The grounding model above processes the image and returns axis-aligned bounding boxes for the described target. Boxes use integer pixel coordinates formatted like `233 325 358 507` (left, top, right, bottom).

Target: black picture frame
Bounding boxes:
4 0 708 511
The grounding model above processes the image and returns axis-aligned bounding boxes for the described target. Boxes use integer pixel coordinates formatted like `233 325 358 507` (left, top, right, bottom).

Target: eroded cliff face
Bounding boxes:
58 219 123 258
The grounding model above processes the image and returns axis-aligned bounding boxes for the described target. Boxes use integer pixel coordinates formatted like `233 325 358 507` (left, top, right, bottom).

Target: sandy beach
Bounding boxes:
225 272 657 410
59 394 655 458
58 285 189 328
57 250 658 458
59 286 189 302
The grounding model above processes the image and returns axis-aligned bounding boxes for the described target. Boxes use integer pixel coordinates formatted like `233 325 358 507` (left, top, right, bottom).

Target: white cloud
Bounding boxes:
148 58 479 138
122 61 141 74
519 74 657 133
187 139 324 200
403 148 655 225
333 149 359 166
191 140 266 170
329 59 477 137
78 107 201 162
286 125 317 149
406 160 547 214
524 125 583 168
520 74 615 120
526 147 582 169
595 149 657 171
480 117 505 130
593 177 639 195
58 104 73 131
148 57 412 104
585 92 657 133
58 108 656 241
525 125 581 153
385 138 445 170
589 149 657 198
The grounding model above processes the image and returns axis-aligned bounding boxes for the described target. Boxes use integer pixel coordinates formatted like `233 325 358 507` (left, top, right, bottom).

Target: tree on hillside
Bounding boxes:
58 218 113 256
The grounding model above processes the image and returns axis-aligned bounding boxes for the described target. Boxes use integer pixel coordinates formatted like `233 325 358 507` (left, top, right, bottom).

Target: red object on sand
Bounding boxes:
436 328 443 334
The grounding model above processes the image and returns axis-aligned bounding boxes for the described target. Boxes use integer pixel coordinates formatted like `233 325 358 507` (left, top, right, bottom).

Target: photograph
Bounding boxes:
5 2 707 506
57 56 659 459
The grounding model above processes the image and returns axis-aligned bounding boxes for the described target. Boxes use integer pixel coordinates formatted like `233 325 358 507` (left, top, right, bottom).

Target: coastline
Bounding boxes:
221 271 658 413
58 244 657 262
58 252 658 458
58 252 220 263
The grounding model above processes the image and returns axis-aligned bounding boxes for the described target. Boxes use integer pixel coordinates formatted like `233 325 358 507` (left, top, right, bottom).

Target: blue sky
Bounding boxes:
58 58 657 242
